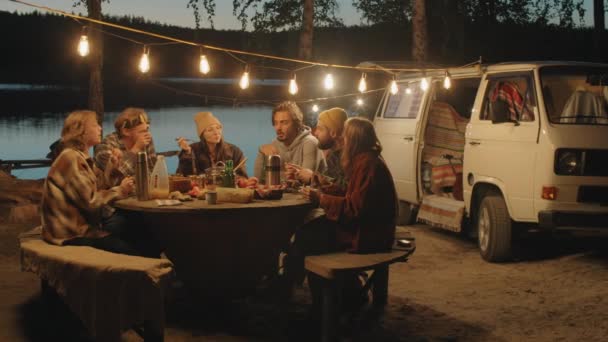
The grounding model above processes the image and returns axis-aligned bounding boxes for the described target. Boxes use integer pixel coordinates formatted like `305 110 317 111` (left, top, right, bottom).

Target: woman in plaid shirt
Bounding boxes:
41 110 138 255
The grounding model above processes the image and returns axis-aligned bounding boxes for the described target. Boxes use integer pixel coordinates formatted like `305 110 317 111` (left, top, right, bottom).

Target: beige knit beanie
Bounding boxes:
318 107 348 136
194 112 221 137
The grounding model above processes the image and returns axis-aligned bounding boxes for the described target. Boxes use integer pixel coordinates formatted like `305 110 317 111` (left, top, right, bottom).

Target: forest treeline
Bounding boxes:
0 10 606 112
1 10 607 82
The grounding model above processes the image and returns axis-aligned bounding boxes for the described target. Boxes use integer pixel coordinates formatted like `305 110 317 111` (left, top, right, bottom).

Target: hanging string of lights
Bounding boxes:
11 0 472 110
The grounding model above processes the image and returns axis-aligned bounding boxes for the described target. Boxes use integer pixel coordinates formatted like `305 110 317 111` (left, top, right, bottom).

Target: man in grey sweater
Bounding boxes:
254 101 325 181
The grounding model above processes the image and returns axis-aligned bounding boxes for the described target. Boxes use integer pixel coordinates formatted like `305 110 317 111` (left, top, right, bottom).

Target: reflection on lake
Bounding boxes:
0 106 274 179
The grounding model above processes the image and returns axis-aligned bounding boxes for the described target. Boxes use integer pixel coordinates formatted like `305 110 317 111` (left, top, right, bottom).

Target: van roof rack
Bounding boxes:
356 61 484 79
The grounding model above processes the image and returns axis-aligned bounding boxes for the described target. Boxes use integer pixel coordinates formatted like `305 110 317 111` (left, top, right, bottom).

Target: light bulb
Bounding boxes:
312 104 319 112
358 74 367 93
199 55 210 74
390 80 398 94
239 71 250 89
443 74 451 89
420 77 429 91
289 78 298 95
77 35 89 57
356 98 364 106
324 73 334 90
405 87 412 95
138 52 150 73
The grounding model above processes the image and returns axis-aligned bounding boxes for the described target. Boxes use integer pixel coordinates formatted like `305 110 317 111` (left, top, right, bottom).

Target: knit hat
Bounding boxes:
318 107 348 136
194 112 221 137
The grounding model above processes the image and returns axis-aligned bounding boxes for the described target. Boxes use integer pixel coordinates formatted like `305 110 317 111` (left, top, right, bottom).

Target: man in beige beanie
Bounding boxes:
287 107 348 190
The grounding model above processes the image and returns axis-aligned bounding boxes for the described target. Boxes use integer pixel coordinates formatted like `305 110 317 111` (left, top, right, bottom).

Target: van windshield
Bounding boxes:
540 66 608 125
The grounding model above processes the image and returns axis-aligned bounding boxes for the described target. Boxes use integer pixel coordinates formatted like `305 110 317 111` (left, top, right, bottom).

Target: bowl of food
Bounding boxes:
254 184 284 200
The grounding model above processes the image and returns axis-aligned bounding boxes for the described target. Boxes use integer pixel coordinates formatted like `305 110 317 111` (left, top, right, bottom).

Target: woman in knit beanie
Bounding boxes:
176 112 251 180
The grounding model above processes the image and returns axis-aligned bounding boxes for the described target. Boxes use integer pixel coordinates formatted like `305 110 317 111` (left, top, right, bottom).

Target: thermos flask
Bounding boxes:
136 151 150 200
265 154 281 186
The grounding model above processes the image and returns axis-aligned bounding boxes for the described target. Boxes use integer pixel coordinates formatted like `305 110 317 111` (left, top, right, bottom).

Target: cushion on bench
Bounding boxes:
20 237 173 340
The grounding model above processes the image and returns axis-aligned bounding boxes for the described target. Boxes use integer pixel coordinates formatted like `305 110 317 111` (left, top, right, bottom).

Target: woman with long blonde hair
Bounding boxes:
41 110 138 255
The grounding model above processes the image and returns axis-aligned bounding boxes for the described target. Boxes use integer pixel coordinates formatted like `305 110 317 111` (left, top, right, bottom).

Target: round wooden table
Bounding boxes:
115 193 313 299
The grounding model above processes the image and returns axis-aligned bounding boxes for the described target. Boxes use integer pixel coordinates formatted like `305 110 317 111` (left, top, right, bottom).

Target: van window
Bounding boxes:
481 74 536 122
434 77 481 119
540 66 608 125
384 81 424 119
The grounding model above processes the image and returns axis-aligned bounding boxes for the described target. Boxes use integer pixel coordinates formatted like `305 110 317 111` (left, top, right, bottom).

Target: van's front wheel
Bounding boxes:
477 192 512 262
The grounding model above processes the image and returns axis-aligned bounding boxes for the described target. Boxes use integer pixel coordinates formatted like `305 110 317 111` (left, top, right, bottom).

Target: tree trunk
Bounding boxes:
593 0 605 56
298 0 314 60
87 0 104 125
594 0 605 31
411 0 428 63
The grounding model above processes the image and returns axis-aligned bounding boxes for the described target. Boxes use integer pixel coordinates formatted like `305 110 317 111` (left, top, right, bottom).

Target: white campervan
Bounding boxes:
374 61 608 262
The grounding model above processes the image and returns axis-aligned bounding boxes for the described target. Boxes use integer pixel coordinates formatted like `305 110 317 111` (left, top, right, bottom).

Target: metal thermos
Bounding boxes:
136 151 150 200
265 154 281 186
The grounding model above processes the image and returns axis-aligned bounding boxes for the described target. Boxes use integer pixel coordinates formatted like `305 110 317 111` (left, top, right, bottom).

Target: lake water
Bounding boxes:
0 106 276 179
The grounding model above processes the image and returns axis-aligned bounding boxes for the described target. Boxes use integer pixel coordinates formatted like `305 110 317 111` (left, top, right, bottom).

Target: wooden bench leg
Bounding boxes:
320 278 338 342
372 265 389 307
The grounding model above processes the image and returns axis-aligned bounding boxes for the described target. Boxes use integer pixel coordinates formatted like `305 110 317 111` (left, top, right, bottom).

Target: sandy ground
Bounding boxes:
1 222 607 341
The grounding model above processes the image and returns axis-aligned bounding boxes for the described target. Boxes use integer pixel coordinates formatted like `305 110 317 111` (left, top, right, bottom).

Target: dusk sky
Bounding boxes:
1 0 602 30
1 0 361 29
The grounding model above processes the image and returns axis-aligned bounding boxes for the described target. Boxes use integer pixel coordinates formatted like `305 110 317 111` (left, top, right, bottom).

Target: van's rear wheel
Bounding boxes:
397 201 418 226
477 192 512 262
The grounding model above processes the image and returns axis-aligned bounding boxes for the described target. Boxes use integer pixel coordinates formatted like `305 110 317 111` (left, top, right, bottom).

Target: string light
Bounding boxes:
358 73 367 93
77 27 89 57
389 76 399 95
420 77 429 91
138 46 150 73
324 73 334 90
443 72 451 89
15 0 484 76
239 65 250 89
9 1 480 107
356 98 364 106
288 73 299 95
199 52 210 75
312 104 319 112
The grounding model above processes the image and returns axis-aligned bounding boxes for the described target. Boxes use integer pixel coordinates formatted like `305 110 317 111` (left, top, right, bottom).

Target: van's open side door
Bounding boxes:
375 81 428 204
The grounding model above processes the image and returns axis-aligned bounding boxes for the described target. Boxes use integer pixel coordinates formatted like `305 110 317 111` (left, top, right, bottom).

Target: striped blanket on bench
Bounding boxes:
423 102 467 191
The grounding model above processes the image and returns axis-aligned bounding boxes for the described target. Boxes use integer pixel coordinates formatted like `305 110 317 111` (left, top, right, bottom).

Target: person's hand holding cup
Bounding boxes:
119 176 135 197
301 185 320 206
133 131 152 152
285 163 300 181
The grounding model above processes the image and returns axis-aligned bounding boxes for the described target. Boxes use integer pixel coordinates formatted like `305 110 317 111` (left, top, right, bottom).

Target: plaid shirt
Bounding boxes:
41 148 124 245
94 132 157 186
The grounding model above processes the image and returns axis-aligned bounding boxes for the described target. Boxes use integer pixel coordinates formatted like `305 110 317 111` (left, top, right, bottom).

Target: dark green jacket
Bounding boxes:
177 140 247 177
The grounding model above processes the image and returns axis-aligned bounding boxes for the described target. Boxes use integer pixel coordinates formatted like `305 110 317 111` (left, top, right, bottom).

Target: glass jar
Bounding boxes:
205 166 224 191
189 174 205 189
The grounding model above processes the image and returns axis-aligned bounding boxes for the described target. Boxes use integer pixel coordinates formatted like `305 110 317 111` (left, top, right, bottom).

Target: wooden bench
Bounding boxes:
304 233 416 342
19 227 174 341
